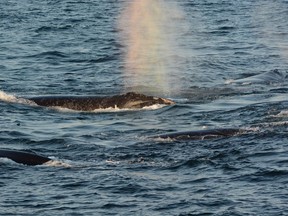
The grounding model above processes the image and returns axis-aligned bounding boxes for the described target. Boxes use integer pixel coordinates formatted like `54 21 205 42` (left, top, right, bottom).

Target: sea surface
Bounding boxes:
1 0 288 215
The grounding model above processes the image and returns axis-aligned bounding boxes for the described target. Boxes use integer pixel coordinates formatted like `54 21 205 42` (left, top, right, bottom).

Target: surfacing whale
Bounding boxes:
151 128 244 140
28 92 175 111
0 149 51 166
229 69 287 85
0 129 244 166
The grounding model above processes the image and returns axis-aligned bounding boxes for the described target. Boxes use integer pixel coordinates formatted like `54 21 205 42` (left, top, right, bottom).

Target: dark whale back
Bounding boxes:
152 128 243 140
0 149 51 166
29 95 105 111
28 92 175 111
233 69 287 85
0 129 243 166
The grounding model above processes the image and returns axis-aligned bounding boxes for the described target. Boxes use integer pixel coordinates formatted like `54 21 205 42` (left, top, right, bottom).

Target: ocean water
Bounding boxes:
1 0 288 215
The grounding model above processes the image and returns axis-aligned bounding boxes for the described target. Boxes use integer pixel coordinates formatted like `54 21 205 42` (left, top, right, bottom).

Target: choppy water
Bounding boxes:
1 0 288 215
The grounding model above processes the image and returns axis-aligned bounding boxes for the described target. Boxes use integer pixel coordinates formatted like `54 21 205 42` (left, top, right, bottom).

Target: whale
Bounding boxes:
27 92 175 111
0 149 51 166
0 129 243 166
229 69 287 85
151 128 244 140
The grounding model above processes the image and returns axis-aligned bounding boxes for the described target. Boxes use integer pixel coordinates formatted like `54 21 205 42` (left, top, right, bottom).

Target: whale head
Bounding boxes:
117 92 175 109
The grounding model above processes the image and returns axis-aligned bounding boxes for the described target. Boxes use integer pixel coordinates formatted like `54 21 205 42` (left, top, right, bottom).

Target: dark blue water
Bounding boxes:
1 0 288 215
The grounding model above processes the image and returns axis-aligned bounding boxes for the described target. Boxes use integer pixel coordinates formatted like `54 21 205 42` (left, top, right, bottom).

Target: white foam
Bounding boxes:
272 110 288 118
92 104 166 112
244 127 261 132
141 104 166 110
43 159 72 168
105 159 120 165
225 79 253 86
49 106 79 113
0 90 18 102
0 90 34 105
259 121 288 127
224 79 235 85
0 157 18 165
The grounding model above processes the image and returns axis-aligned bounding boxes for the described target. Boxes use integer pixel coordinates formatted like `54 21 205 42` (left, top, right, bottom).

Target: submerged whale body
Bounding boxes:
152 128 243 140
28 92 175 111
231 69 287 85
0 129 243 166
0 149 51 166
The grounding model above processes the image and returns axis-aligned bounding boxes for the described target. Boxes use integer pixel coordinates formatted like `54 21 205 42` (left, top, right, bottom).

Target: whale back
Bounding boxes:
152 128 243 140
28 92 175 111
0 149 51 166
29 95 104 111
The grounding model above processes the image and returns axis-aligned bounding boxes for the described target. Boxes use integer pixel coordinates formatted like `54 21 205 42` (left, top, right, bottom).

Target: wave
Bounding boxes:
35 25 73 33
28 51 68 59
64 55 116 64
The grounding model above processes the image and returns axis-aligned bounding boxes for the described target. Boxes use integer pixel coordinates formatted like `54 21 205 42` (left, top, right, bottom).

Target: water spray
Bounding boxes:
119 0 186 96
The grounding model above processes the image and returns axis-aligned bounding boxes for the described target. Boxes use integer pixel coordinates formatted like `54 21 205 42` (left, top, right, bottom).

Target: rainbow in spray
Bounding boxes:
119 0 185 95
